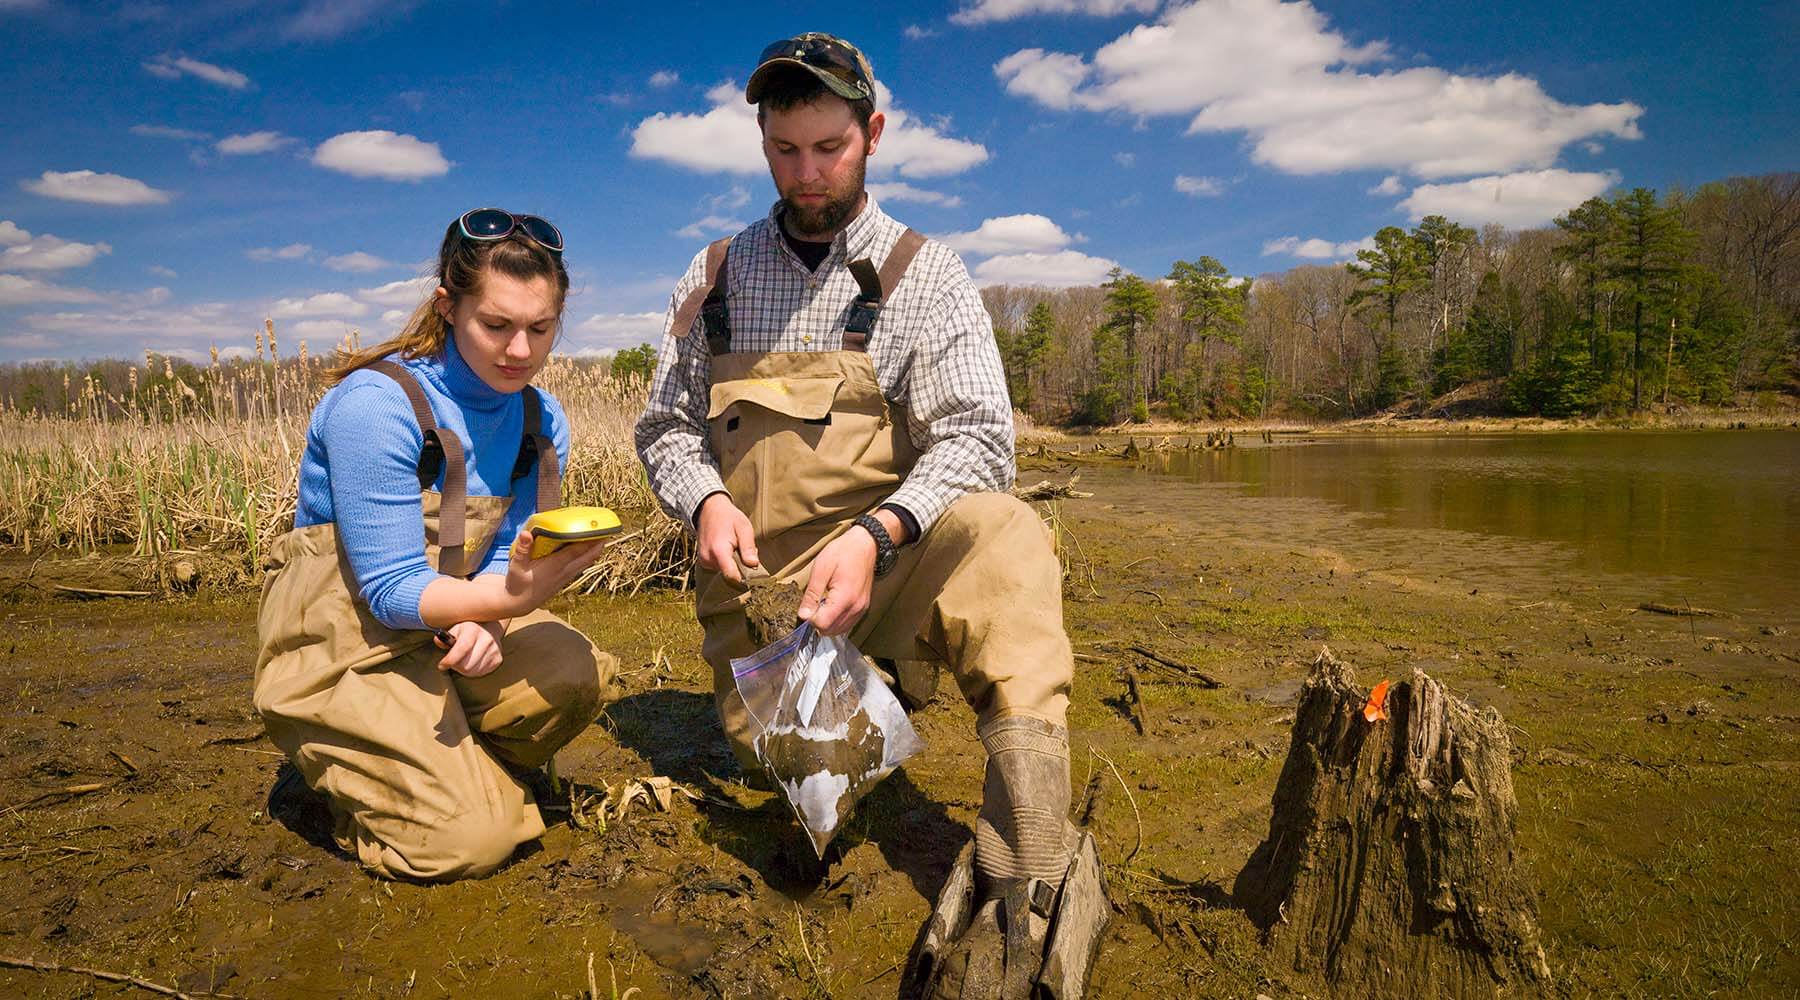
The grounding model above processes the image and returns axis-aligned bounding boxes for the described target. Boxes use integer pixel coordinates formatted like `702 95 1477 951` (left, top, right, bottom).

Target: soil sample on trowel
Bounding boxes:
1233 647 1551 998
744 577 803 647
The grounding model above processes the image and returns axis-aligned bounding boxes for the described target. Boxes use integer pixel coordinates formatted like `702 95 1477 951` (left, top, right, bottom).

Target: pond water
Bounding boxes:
1143 430 1800 621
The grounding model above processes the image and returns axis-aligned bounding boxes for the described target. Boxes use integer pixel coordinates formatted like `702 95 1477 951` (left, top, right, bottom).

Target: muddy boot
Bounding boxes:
266 762 336 851
1033 828 1110 999
902 829 1111 999
901 717 1080 999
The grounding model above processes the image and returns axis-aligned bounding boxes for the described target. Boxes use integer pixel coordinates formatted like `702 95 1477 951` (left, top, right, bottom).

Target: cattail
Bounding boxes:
255 327 265 361
266 319 279 361
209 345 220 368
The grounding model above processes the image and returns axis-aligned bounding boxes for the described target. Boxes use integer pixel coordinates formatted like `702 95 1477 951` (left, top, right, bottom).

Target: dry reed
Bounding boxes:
0 328 673 590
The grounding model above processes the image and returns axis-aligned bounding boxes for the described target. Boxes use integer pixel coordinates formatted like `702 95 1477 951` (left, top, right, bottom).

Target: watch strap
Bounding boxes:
854 513 898 577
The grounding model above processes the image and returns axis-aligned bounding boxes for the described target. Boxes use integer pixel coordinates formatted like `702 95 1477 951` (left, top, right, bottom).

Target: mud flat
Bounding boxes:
2 464 1796 998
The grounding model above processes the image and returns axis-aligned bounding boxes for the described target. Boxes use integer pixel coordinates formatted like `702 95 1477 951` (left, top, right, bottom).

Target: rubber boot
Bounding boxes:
902 826 1111 999
901 717 1076 999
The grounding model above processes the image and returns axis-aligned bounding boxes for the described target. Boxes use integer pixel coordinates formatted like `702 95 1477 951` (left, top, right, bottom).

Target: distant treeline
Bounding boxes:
984 172 1799 423
6 173 1794 427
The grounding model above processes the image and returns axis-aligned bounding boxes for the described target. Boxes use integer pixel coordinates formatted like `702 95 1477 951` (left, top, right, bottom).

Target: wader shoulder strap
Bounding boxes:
514 386 562 512
842 228 926 352
365 359 470 578
666 237 733 358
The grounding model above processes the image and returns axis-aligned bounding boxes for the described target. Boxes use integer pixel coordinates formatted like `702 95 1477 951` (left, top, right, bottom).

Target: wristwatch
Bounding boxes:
854 513 899 577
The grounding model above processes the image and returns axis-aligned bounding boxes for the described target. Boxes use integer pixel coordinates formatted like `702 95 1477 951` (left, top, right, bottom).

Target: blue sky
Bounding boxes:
0 0 1792 362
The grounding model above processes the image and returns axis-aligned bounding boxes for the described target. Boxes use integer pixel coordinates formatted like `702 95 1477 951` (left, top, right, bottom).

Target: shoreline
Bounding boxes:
1020 400 1800 440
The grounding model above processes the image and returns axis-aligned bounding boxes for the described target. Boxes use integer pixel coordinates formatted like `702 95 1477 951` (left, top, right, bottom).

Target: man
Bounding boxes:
635 33 1104 999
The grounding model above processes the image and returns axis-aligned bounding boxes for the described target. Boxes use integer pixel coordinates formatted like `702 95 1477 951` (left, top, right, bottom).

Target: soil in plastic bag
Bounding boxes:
732 623 923 858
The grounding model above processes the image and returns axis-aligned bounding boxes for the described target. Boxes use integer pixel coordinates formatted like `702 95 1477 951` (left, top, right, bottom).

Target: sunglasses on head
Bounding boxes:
757 35 872 98
457 208 564 255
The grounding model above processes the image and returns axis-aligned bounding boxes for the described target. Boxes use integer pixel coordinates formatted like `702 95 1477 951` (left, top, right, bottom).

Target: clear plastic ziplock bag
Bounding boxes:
731 623 924 857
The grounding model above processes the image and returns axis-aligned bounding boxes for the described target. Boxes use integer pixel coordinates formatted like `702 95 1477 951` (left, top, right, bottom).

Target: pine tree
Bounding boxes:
1167 255 1250 416
1101 268 1159 419
1608 188 1695 410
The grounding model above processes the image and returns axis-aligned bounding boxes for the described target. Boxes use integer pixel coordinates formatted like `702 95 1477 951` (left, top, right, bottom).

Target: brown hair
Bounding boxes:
325 218 570 383
754 70 876 139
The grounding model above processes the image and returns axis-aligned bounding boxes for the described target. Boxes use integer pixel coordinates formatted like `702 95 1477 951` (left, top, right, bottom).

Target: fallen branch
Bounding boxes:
3 782 107 815
1637 602 1723 618
1122 664 1149 736
1128 645 1223 688
0 955 246 999
52 585 155 599
1012 477 1094 501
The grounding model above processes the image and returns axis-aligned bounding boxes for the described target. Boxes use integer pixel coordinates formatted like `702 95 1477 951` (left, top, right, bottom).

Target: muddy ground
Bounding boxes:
3 449 1797 999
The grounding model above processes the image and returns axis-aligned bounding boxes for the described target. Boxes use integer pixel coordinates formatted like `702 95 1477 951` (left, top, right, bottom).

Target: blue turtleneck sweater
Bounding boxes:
294 335 570 630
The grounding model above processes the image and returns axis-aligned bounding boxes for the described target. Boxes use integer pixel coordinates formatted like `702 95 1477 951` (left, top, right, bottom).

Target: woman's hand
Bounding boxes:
436 620 507 677
500 526 607 615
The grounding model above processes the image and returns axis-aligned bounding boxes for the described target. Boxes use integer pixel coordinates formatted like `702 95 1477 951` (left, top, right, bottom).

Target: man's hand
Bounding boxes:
798 526 878 636
436 620 507 677
696 492 760 585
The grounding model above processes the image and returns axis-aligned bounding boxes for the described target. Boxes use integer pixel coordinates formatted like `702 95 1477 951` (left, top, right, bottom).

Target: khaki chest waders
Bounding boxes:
252 362 616 881
673 224 1106 997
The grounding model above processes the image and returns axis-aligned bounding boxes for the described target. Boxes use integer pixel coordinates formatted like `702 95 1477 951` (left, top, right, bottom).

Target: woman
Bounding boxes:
253 208 614 881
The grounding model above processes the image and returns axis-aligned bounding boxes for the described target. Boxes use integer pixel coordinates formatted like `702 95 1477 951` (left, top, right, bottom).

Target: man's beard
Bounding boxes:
780 149 867 239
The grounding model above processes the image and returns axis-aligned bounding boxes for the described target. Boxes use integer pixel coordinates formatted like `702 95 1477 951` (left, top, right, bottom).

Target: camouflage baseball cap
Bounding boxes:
745 32 876 106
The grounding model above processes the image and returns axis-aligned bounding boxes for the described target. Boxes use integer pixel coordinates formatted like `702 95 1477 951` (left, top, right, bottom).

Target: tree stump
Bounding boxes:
1233 648 1551 997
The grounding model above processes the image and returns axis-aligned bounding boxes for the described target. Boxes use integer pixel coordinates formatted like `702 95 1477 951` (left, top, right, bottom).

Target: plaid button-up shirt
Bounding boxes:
635 197 1015 535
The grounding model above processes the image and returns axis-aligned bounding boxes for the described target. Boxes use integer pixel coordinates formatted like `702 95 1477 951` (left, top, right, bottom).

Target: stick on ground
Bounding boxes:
0 955 246 999
1129 645 1223 688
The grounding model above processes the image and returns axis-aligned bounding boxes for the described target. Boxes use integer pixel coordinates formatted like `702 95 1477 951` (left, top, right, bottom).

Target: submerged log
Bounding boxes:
1233 648 1550 998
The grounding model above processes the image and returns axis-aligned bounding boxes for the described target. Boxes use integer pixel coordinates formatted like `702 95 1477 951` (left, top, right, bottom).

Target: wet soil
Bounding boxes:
3 454 1797 998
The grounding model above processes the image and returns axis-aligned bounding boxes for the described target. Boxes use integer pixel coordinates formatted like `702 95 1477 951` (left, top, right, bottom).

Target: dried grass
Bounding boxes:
0 330 673 591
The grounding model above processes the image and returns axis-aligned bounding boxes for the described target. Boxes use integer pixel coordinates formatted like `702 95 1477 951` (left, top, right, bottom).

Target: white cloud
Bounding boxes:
1399 169 1618 228
674 215 746 240
379 309 409 327
285 0 419 41
868 182 963 207
904 24 938 40
1174 174 1223 196
142 54 250 90
312 130 450 181
23 170 172 205
147 265 179 278
1369 174 1403 196
1 232 112 270
0 221 28 246
0 274 105 306
630 81 989 179
270 292 368 318
1114 152 1136 167
994 0 1643 179
216 131 296 155
571 312 665 352
323 251 392 273
941 214 1080 255
971 249 1120 287
649 70 680 88
15 299 251 357
287 318 365 341
247 243 312 262
705 185 752 212
952 0 1159 26
358 276 436 308
1261 234 1371 259
131 124 211 141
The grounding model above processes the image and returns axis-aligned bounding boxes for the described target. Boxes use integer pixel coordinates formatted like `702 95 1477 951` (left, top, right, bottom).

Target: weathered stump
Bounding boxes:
1233 648 1550 997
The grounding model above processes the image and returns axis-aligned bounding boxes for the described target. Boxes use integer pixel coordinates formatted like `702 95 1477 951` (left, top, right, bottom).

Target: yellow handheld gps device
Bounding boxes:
524 506 622 559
